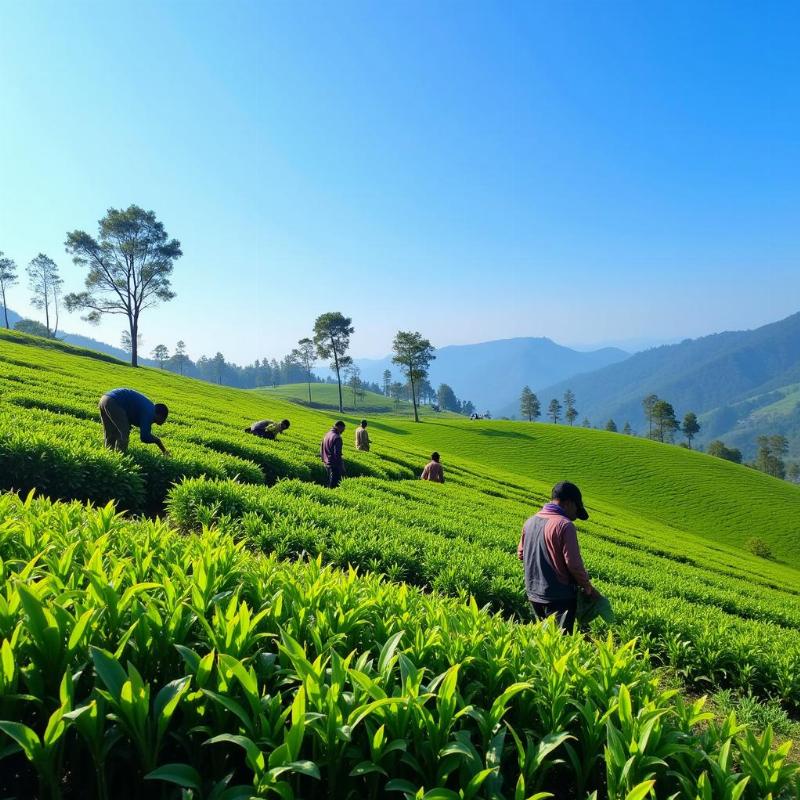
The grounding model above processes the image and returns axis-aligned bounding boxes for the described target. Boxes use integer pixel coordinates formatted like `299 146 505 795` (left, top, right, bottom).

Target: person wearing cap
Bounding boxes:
355 419 370 451
98 388 169 455
245 419 290 440
517 481 598 632
420 452 445 483
321 420 346 488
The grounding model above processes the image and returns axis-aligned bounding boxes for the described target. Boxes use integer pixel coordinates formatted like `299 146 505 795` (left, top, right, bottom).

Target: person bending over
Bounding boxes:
98 388 169 455
246 419 290 440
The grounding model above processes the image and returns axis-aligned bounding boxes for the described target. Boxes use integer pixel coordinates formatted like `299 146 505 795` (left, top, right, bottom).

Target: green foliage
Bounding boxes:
520 386 540 422
392 330 436 422
745 537 773 560
0 492 797 799
707 439 743 464
169 475 800 710
65 205 181 367
313 311 354 412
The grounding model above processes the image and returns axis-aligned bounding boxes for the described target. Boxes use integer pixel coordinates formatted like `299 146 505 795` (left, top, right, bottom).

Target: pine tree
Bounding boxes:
520 386 540 422
548 398 562 423
681 412 700 448
605 419 618 432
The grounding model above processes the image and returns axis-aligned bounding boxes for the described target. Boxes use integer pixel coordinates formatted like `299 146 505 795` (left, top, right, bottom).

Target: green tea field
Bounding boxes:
1 328 799 798
254 382 457 417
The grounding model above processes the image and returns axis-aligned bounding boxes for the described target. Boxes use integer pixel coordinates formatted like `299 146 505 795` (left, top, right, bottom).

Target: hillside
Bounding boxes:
254 381 459 417
536 310 800 456
352 337 628 415
2 327 800 795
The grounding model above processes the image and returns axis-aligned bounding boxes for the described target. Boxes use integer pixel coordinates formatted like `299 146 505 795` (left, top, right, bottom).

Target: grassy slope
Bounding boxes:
254 381 459 417
4 329 800 707
352 416 800 567
2 327 799 567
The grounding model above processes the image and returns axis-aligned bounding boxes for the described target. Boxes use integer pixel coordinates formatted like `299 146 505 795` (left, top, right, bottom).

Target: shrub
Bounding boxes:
746 537 774 560
0 424 145 512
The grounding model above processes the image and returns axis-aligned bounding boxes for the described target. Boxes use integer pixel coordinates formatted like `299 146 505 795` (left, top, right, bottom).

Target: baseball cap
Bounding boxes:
551 481 589 520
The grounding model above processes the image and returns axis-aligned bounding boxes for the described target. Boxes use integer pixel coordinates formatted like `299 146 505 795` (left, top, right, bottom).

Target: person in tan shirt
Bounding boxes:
355 419 370 451
421 452 444 483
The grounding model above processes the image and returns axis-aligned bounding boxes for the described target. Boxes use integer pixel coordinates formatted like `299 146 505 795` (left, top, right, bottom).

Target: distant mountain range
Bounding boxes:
537 311 800 458
353 338 629 414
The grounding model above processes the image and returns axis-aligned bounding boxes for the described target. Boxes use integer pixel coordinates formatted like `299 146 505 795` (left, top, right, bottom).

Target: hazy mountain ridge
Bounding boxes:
353 337 629 413
536 311 800 457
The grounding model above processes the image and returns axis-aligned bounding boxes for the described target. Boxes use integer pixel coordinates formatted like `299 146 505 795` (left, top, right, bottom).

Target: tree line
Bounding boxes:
518 384 799 483
2 207 475 423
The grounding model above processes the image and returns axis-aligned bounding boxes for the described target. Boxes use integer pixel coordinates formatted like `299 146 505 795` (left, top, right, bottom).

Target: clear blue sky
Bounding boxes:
1 1 798 363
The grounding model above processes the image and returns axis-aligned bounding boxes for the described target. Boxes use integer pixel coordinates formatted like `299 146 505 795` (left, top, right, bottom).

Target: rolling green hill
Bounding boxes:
254 381 458 417
2 328 800 796
536 310 800 458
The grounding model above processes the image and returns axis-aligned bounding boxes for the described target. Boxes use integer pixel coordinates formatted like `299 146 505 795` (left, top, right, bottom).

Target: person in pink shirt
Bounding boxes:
320 420 346 488
421 452 445 483
517 481 598 632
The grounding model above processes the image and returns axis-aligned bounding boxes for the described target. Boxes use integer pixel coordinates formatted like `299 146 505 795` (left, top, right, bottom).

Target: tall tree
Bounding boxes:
623 421 633 435
212 352 226 385
174 340 188 375
520 386 541 422
548 398 562 423
312 312 354 413
382 369 392 397
391 331 435 423
437 383 459 413
0 252 18 329
787 462 800 483
563 389 577 425
681 412 700 448
605 419 618 432
652 399 678 443
642 394 658 438
582 417 592 428
65 205 181 367
389 381 404 411
344 363 362 408
151 344 169 368
26 254 62 337
292 337 316 403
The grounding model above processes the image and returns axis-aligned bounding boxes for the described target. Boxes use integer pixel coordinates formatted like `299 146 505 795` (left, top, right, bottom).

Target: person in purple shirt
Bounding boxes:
320 420 346 488
98 388 170 455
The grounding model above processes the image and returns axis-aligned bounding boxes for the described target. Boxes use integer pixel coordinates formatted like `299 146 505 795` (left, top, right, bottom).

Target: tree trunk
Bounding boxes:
1 287 8 328
130 317 138 367
410 373 419 422
44 289 51 337
306 369 312 403
332 347 343 413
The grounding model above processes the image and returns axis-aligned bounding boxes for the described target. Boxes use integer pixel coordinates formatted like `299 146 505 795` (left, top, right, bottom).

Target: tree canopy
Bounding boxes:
65 205 181 367
313 312 354 413
391 331 435 423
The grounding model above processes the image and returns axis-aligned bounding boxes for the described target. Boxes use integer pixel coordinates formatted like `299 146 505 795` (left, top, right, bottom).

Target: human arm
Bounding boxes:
561 523 597 596
517 525 525 560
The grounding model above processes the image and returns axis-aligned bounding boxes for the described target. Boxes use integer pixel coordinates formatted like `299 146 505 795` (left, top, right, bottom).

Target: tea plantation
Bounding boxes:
1 328 800 798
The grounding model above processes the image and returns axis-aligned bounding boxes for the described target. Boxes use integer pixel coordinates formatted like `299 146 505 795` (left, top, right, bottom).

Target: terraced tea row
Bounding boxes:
0 492 796 799
169 476 800 709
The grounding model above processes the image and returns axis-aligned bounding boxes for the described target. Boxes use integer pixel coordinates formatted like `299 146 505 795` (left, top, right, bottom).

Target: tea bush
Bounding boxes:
0 492 797 800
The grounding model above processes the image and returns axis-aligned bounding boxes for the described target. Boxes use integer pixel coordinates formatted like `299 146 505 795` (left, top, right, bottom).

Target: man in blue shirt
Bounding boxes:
98 388 169 455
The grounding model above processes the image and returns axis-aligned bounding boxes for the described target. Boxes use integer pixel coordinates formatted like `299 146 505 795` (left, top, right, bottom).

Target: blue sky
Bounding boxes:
1 1 798 363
